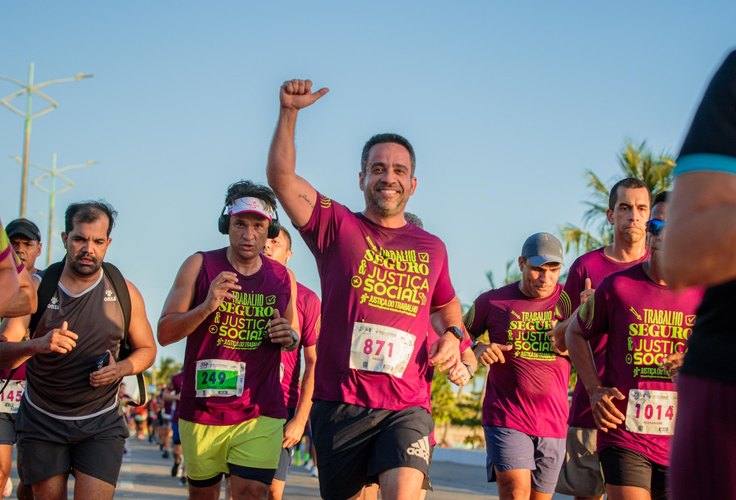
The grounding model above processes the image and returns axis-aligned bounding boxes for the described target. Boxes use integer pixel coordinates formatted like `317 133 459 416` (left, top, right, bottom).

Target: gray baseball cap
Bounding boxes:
521 232 563 267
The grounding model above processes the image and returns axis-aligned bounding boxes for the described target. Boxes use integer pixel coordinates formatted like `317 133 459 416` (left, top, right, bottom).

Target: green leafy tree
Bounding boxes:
559 141 675 255
145 356 182 392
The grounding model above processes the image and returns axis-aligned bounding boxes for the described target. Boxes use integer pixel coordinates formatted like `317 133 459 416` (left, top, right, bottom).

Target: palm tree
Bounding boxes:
559 141 675 255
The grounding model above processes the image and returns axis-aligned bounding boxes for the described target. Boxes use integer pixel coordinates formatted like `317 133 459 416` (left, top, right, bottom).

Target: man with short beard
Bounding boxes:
267 79 471 500
552 178 650 500
0 201 157 500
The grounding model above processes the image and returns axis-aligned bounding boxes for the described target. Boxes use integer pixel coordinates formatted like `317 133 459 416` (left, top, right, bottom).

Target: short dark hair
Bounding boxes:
361 133 416 175
652 190 669 209
65 201 117 237
224 180 277 212
278 227 292 250
608 178 651 210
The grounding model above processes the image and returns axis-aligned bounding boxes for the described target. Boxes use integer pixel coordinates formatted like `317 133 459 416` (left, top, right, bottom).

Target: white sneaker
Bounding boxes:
304 459 314 471
310 467 319 478
3 477 12 497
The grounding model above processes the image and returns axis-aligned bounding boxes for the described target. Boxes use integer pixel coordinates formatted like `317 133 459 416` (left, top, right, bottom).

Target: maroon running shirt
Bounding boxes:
179 249 291 425
577 264 703 465
299 194 456 412
280 282 321 408
558 247 648 429
466 282 570 438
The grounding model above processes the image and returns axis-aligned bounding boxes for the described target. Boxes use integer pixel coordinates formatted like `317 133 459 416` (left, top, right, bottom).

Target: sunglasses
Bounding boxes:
646 219 666 236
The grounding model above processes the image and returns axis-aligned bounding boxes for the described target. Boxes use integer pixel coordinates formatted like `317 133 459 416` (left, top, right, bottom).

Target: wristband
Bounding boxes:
443 326 464 342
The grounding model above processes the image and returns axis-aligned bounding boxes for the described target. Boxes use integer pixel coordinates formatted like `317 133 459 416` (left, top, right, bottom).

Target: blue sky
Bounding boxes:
1 1 734 363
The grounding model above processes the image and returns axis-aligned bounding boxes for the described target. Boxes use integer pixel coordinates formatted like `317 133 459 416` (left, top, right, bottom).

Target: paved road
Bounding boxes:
8 437 574 498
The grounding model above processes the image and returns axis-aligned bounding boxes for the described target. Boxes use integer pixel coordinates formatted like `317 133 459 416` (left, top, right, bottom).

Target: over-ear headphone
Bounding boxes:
218 203 281 239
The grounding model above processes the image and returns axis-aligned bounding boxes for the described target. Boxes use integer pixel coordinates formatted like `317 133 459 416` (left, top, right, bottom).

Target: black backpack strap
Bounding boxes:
29 261 65 336
102 263 146 406
1 260 64 396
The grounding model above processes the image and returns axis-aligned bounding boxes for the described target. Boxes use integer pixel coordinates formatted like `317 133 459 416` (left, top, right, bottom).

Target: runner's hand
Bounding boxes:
447 359 471 386
580 278 594 305
589 386 626 432
282 418 307 448
429 334 461 372
203 271 241 314
280 79 329 110
269 309 298 348
547 320 568 356
474 342 512 366
90 350 121 387
37 320 78 354
661 352 685 379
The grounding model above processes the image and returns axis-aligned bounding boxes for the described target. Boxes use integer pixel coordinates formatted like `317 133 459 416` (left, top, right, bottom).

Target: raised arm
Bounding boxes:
0 246 19 318
664 171 736 288
266 79 329 228
1 264 38 317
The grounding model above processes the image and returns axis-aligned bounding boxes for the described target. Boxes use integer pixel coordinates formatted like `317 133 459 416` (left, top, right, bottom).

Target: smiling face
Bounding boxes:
62 217 112 277
359 142 417 225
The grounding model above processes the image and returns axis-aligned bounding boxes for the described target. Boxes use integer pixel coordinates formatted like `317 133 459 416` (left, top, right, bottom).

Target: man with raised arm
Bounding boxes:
266 79 470 500
663 49 736 499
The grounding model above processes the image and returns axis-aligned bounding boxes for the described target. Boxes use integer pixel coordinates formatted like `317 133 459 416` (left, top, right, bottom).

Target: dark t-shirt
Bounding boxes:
680 280 736 385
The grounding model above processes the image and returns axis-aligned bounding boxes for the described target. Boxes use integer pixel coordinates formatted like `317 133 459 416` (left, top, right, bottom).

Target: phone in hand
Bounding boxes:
95 351 110 371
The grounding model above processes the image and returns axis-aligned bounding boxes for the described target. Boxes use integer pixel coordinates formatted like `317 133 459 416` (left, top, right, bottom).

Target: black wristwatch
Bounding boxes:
443 325 464 342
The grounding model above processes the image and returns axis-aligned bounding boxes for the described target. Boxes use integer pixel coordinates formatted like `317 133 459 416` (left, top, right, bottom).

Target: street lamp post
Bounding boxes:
0 63 92 217
13 154 98 266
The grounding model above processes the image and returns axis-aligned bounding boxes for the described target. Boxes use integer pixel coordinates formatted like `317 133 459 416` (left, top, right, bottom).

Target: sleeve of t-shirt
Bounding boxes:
430 244 456 309
299 290 321 348
0 224 11 263
464 293 489 339
576 280 610 340
558 258 585 319
297 192 344 258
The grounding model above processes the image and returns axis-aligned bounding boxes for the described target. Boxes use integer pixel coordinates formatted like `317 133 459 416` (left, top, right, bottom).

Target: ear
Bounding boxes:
606 208 614 225
409 176 417 196
61 232 68 246
518 256 525 272
358 170 365 191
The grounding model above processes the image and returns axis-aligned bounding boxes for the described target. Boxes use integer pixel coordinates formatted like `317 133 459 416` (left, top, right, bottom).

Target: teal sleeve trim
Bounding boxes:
676 153 736 176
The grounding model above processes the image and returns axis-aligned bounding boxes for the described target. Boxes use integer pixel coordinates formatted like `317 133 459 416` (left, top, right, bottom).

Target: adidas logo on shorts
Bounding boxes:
406 436 430 464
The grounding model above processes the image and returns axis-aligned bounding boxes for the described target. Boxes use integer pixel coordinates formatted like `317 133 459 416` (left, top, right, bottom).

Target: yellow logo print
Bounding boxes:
418 252 429 263
685 315 696 327
266 295 276 305
320 197 332 208
351 276 362 288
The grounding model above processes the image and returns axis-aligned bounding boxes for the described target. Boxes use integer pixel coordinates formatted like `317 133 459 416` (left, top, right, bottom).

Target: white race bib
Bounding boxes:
625 388 677 436
0 380 24 414
195 359 245 398
349 322 415 378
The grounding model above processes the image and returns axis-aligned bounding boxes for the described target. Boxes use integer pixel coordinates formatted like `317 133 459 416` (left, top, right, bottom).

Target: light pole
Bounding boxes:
0 63 93 217
12 154 98 266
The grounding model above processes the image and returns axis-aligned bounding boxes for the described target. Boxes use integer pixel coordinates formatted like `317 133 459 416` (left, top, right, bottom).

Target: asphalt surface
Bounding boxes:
7 437 575 498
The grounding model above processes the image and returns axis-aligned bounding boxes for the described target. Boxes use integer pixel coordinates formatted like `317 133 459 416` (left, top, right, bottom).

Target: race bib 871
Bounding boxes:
349 322 415 378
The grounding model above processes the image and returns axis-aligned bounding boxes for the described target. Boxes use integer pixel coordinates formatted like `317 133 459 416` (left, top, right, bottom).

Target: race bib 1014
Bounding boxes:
625 388 677 436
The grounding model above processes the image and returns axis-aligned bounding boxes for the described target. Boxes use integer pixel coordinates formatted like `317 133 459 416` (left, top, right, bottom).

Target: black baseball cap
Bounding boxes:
5 218 41 242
